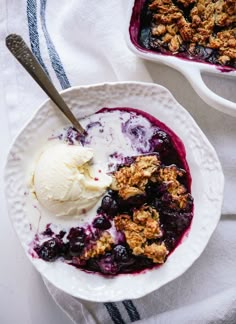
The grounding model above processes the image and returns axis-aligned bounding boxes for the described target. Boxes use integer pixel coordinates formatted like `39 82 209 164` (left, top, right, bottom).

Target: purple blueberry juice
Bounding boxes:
33 108 194 275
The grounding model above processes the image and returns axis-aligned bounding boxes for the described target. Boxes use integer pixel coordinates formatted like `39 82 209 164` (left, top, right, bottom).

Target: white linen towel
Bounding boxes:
1 0 236 323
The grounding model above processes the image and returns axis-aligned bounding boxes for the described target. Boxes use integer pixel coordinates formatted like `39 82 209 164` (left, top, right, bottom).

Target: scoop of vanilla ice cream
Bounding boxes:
33 143 112 216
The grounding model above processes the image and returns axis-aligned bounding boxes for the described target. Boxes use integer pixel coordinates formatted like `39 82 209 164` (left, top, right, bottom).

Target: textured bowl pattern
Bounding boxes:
4 82 224 301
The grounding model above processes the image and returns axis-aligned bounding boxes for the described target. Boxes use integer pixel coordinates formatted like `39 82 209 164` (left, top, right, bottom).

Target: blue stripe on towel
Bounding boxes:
27 3 140 324
40 0 71 89
122 300 141 322
26 0 50 77
104 303 126 324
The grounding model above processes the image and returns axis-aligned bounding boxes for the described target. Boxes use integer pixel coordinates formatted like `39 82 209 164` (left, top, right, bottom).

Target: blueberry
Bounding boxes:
145 182 163 200
36 239 61 262
150 38 162 50
150 130 171 154
101 195 118 216
178 44 187 53
162 42 169 50
151 198 162 210
60 242 71 260
161 192 173 205
113 245 129 262
162 211 193 234
67 227 85 242
184 195 194 212
194 45 213 60
97 254 118 275
85 259 100 272
69 241 85 256
157 130 170 142
164 232 177 251
109 200 119 216
119 194 146 210
175 213 192 233
92 216 111 230
135 256 154 268
101 195 112 210
140 27 151 49
208 53 219 65
107 189 115 196
96 206 103 214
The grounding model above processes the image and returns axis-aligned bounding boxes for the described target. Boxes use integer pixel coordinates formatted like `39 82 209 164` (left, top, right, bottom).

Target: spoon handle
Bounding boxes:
5 34 84 134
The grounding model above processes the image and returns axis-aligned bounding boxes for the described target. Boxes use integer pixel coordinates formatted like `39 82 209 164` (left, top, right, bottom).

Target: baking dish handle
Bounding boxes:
179 66 236 117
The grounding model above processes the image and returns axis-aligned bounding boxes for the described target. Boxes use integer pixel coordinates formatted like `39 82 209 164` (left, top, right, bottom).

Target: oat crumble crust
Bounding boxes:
114 206 168 263
111 157 192 263
113 156 191 209
111 155 160 199
149 0 236 65
80 231 114 260
75 157 191 266
158 165 192 209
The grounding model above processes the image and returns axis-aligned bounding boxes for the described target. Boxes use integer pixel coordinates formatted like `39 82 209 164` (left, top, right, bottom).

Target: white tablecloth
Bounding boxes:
0 1 236 323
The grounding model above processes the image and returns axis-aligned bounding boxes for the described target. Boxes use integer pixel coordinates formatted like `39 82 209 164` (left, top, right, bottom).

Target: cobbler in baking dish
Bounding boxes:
33 108 194 275
139 0 236 68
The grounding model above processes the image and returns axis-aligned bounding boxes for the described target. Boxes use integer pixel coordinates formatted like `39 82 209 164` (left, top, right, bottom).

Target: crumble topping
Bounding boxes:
113 156 191 210
114 206 168 263
33 109 194 276
157 164 185 181
79 157 190 265
81 231 114 260
144 243 168 263
158 165 191 209
111 155 160 199
148 0 236 66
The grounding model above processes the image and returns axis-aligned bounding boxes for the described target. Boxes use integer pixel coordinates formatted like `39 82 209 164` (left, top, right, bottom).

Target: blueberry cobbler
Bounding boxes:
137 0 236 68
32 108 194 275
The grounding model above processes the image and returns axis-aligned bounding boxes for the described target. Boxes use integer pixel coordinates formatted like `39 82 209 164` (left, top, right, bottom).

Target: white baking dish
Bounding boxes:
127 0 236 117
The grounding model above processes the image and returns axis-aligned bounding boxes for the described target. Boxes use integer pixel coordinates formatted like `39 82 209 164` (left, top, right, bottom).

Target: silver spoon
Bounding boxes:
5 34 85 134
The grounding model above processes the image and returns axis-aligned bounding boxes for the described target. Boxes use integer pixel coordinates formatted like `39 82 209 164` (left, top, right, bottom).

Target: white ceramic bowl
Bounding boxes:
127 0 236 117
4 81 224 302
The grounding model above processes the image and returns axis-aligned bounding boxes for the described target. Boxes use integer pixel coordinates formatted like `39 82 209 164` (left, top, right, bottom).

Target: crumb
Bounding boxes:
114 206 166 263
144 243 168 263
157 165 190 209
111 155 160 199
148 0 236 65
81 232 114 260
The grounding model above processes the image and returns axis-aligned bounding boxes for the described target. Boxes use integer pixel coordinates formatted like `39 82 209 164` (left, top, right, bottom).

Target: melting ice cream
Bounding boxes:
33 143 112 217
